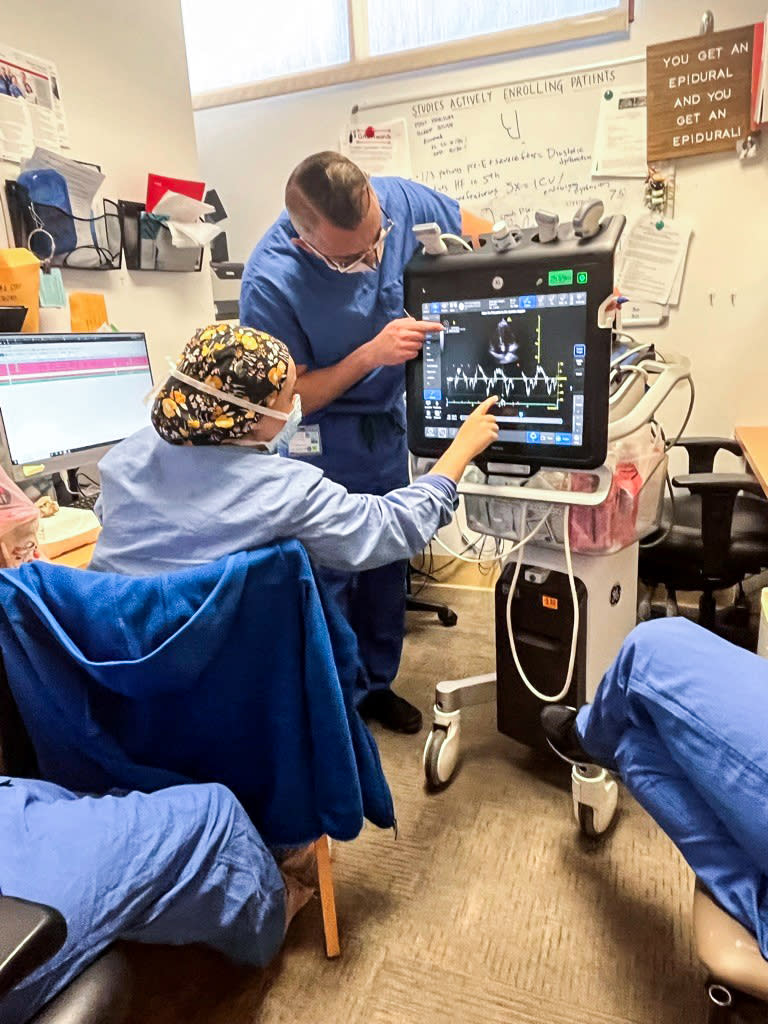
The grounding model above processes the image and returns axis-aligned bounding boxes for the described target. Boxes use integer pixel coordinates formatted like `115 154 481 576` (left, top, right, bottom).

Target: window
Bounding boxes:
184 0 629 109
181 0 349 97
367 0 623 57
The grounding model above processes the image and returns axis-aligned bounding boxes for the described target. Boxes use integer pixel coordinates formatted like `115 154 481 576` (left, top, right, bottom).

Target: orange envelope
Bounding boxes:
69 292 108 333
0 248 40 331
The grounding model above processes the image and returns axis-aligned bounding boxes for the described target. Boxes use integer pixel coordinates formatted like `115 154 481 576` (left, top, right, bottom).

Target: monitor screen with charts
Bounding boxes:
0 332 153 480
420 291 588 452
405 218 623 471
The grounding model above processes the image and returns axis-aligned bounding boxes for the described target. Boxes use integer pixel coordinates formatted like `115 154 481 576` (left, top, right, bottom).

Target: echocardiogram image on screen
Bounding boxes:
419 291 587 450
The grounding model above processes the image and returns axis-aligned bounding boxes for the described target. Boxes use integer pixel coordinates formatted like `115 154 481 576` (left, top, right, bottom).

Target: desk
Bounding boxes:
38 507 100 569
735 426 768 497
50 542 97 568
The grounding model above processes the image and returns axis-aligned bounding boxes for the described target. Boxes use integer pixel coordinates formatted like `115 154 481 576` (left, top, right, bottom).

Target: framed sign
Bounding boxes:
647 25 754 161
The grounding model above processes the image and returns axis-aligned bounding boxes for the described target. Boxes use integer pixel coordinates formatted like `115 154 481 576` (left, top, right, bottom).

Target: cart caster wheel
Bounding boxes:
572 764 618 837
664 596 679 618
662 586 679 618
438 608 458 627
577 803 600 837
637 591 652 622
423 718 460 790
707 980 735 1022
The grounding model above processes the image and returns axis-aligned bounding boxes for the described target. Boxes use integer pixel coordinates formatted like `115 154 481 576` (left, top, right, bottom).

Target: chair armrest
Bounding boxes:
672 473 766 497
210 261 244 280
0 895 67 998
671 473 766 576
672 437 743 474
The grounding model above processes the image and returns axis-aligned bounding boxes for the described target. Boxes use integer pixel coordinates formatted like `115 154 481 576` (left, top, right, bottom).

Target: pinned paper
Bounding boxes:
0 95 34 164
0 248 40 331
340 119 412 177
616 218 692 306
39 267 67 308
69 291 108 333
592 86 648 178
39 306 71 332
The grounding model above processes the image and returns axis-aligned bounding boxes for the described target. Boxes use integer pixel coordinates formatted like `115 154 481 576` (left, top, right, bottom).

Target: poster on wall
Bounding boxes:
0 44 70 163
646 26 754 161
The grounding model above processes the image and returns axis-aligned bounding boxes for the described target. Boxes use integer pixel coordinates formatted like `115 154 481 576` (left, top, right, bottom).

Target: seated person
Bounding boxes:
91 323 498 730
0 777 311 1024
542 617 768 960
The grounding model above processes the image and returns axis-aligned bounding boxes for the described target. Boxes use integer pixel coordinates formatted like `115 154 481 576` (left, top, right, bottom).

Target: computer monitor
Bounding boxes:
405 216 625 472
0 332 153 482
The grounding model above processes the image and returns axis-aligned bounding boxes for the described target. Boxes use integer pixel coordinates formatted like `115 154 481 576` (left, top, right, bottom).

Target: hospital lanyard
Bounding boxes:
145 360 292 421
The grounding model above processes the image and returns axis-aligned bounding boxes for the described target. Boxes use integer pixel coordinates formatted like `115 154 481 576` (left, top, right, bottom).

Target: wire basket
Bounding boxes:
464 430 667 555
5 180 123 270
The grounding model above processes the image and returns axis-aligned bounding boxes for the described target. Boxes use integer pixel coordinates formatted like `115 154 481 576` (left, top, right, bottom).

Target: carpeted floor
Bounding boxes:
122 587 767 1024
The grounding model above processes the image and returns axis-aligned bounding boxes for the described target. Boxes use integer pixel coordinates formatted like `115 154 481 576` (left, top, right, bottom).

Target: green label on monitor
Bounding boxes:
548 269 573 286
576 271 589 284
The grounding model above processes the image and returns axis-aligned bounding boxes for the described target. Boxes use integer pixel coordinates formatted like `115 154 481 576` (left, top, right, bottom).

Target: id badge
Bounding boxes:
288 424 323 456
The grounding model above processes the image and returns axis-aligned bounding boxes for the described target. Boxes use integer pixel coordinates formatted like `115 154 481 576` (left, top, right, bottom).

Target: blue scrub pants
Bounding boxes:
576 618 768 957
0 779 286 1024
302 410 410 695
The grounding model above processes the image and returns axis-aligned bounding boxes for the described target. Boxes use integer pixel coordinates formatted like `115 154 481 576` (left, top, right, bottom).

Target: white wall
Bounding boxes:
1 0 214 374
194 0 768 441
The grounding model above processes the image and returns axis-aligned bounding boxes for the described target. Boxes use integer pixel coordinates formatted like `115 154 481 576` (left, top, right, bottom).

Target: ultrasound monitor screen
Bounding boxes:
420 291 587 450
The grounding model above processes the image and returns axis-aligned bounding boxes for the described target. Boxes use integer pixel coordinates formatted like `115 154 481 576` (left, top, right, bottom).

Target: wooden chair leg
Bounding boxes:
314 835 340 959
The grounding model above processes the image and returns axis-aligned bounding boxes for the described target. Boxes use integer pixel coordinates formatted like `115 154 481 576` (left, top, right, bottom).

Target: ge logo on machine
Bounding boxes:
610 584 622 606
491 276 504 290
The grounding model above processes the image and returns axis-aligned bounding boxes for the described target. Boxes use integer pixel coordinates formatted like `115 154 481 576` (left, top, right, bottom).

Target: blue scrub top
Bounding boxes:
239 176 461 418
89 427 457 577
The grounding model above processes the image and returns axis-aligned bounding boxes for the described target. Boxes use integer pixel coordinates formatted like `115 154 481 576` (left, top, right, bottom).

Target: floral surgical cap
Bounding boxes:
151 324 291 445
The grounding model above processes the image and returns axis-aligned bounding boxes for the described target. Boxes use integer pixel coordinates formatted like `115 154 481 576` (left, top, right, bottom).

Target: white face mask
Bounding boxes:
233 394 303 454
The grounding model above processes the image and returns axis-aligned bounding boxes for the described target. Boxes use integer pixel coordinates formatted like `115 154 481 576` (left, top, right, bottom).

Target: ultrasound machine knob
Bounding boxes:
572 199 604 239
534 210 559 243
491 220 520 252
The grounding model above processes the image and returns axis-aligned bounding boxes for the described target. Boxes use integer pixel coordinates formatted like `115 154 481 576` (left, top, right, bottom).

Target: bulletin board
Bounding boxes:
350 56 648 227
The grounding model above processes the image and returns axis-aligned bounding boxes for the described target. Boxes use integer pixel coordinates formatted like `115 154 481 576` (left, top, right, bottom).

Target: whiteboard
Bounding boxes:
352 57 648 227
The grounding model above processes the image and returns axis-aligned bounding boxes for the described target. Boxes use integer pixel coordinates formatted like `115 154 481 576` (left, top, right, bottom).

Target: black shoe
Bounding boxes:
359 689 423 734
540 706 593 765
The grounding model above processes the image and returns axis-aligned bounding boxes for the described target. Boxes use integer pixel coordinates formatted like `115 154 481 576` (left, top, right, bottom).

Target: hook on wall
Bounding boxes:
700 10 714 34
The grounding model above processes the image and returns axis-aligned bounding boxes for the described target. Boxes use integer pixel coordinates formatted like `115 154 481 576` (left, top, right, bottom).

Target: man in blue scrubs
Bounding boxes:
542 618 768 959
240 152 478 733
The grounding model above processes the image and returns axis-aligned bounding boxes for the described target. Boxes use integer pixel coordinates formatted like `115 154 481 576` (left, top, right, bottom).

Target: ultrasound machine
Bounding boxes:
405 203 692 835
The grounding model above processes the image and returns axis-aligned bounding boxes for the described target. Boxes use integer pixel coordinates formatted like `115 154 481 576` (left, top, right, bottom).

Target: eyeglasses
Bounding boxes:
301 208 394 273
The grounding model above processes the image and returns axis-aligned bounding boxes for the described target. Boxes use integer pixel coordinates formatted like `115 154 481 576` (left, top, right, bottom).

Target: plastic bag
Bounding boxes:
569 426 664 552
0 467 41 567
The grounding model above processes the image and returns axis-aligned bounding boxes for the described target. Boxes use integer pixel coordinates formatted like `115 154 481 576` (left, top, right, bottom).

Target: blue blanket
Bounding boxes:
0 541 394 845
0 779 287 1024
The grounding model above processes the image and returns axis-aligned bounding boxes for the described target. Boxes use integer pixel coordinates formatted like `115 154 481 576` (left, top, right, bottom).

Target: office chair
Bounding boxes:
406 565 458 627
0 542 383 1021
209 230 244 283
0 655 132 1023
208 227 244 322
639 437 768 645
